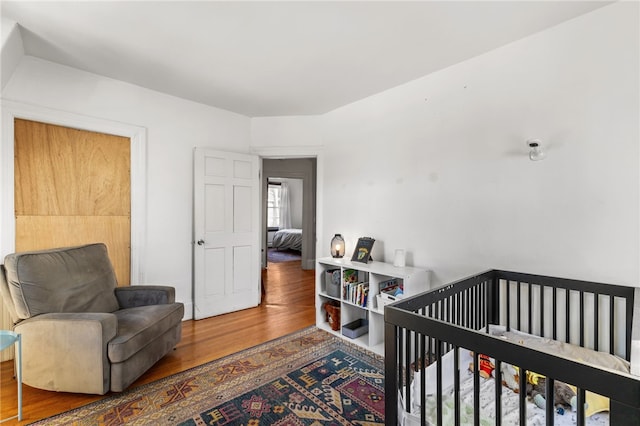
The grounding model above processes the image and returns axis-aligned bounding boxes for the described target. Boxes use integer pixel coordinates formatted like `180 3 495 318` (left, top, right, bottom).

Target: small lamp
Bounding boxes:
330 234 345 258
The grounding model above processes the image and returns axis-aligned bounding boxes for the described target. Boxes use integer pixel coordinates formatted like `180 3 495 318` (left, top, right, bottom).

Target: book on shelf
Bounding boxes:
342 281 369 307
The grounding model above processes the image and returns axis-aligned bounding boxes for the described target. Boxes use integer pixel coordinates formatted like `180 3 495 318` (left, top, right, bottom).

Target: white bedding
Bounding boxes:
398 325 630 426
271 228 302 251
401 364 610 426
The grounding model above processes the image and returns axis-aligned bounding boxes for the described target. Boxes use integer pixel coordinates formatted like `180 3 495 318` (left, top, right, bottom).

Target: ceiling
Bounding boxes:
1 1 610 117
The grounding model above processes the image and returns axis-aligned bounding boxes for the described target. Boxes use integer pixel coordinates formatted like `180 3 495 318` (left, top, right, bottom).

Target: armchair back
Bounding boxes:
2 243 120 320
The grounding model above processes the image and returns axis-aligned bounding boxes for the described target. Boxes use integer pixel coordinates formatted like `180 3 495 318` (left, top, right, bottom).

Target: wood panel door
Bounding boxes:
193 148 260 319
14 119 131 285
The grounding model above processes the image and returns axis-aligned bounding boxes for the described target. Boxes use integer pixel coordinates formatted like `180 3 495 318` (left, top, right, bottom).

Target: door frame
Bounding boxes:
0 100 148 283
252 146 323 270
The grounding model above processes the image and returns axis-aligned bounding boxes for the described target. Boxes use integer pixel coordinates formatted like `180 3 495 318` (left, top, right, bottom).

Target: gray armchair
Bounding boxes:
0 243 184 394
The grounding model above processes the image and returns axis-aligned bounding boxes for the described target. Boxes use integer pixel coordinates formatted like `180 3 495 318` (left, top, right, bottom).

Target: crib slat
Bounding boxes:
528 282 532 334
626 295 634 360
580 291 585 347
464 289 469 328
475 284 480 329
480 282 484 331
506 280 511 331
519 367 527 425
412 332 420 374
540 284 545 337
494 359 502 426
610 295 615 355
420 333 426 426
552 287 557 340
446 298 452 352
566 289 571 343
454 346 461 426
427 305 433 366
594 293 599 352
545 377 554 426
436 339 443 426
446 297 451 323
398 326 404 398
577 388 586 426
404 329 411 414
473 352 480 426
471 286 476 330
517 281 522 330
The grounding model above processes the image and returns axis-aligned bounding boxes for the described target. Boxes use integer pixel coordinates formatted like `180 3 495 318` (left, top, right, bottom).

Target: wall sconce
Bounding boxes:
527 139 546 161
330 234 345 258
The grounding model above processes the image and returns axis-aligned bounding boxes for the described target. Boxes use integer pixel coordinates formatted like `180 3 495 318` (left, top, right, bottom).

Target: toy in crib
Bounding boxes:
468 353 495 379
501 364 577 414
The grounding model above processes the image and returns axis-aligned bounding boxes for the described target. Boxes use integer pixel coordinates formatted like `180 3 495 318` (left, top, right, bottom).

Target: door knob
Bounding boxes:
197 239 205 246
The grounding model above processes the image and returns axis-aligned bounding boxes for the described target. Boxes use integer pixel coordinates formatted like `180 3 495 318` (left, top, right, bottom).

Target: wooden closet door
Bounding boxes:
14 119 131 285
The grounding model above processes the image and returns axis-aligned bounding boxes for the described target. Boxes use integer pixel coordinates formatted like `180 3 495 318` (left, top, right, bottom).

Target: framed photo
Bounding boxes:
351 237 375 263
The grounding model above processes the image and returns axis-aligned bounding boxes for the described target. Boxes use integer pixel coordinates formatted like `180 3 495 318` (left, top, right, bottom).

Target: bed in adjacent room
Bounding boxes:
271 228 302 251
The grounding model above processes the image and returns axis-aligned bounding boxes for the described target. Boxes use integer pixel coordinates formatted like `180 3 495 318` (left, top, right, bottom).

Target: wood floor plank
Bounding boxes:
0 260 315 424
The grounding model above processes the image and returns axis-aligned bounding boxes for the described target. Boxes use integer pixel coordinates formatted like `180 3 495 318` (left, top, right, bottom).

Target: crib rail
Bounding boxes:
384 269 640 426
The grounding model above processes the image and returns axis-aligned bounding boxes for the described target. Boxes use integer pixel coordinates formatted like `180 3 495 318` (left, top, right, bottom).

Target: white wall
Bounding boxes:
1 57 252 318
1 18 23 91
254 2 640 287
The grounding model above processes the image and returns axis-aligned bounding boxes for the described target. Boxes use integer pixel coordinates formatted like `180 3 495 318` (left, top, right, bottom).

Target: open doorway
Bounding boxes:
261 158 317 270
266 177 303 264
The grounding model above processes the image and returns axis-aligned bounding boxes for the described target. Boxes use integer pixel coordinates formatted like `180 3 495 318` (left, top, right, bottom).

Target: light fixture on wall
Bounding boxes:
330 234 345 258
527 139 546 161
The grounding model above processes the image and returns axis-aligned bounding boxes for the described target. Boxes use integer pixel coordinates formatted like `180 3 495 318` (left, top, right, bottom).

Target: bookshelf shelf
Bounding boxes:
316 257 431 356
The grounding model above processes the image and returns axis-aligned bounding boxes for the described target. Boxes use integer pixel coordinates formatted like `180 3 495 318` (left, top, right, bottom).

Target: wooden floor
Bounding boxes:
0 260 315 424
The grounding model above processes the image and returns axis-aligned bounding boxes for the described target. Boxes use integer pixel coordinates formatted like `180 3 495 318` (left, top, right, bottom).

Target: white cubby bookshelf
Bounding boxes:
316 256 431 355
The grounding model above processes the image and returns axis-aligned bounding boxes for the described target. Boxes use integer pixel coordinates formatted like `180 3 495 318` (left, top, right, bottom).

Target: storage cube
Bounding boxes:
342 318 369 339
325 269 341 297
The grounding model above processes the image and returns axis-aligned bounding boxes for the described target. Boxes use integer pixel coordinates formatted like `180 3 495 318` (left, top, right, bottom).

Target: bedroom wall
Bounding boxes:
252 2 640 287
1 56 252 319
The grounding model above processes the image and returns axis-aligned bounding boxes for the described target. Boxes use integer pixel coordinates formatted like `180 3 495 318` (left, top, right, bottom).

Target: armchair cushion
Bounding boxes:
109 303 184 363
4 244 119 319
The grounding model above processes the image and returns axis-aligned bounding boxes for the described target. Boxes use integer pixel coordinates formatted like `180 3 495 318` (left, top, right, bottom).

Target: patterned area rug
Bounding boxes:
30 327 384 425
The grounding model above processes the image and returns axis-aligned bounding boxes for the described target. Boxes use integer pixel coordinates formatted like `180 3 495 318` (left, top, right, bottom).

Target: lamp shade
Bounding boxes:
330 234 345 258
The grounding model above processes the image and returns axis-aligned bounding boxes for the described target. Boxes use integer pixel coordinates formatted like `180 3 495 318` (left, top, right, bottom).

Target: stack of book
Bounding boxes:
343 281 369 308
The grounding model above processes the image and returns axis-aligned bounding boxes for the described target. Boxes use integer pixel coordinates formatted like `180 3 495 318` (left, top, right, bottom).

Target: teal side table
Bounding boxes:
0 331 22 422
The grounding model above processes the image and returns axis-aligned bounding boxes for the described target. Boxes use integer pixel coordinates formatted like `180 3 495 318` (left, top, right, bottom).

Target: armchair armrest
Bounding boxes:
14 312 117 394
115 285 176 308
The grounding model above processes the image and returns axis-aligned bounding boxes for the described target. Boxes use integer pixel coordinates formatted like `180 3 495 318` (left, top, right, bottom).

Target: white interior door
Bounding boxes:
193 148 260 320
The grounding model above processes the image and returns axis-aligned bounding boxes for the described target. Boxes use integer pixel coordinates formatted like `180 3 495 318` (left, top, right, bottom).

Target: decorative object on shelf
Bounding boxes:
527 139 546 161
330 234 345 258
351 237 375 263
323 301 341 331
393 249 406 267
